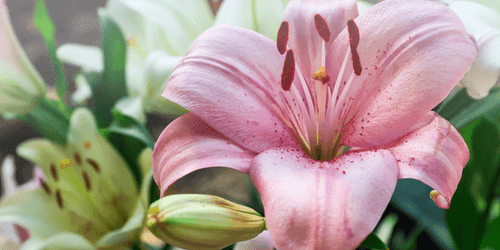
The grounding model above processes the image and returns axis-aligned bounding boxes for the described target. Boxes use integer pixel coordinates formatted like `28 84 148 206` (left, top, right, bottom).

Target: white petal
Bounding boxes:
56 44 103 72
114 96 147 124
71 74 92 104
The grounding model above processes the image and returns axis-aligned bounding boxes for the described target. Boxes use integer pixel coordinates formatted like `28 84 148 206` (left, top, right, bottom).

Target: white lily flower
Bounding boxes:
56 0 291 117
0 0 46 115
0 108 154 249
448 1 500 99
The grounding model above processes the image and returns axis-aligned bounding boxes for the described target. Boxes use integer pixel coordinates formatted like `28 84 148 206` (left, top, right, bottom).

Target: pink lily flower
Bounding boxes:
153 0 476 249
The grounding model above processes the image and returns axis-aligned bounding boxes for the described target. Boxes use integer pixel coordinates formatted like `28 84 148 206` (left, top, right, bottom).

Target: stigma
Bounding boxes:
312 66 331 84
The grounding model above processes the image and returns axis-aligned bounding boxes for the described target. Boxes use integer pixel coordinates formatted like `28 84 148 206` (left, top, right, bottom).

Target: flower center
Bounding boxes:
127 35 148 59
41 150 129 235
275 15 362 161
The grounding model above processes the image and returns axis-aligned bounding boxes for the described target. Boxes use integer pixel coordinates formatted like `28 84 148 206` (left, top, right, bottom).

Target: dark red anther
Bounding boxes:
347 20 362 76
55 189 64 209
347 19 360 48
74 152 82 166
41 180 51 195
50 164 58 182
82 171 91 191
277 21 289 55
281 50 295 91
350 44 362 76
86 158 101 173
314 14 331 42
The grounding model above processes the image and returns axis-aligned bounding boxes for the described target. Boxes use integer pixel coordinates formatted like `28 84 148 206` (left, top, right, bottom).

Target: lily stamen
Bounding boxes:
55 189 63 209
277 22 289 55
347 19 362 76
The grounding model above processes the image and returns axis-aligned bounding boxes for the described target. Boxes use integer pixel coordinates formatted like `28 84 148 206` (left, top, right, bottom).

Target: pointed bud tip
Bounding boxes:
430 190 449 209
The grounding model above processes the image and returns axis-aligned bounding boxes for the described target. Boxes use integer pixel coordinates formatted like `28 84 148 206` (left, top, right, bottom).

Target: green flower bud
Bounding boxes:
1 0 46 115
148 194 266 250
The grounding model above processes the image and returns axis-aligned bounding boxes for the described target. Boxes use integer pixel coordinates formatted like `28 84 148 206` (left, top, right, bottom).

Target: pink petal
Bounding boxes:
250 147 399 250
152 113 256 196
326 0 476 148
380 112 469 209
283 0 358 81
163 25 299 153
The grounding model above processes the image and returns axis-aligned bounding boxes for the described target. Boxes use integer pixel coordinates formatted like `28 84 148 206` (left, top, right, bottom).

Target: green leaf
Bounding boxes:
389 179 454 249
438 87 500 130
479 213 500 249
105 114 154 188
249 182 265 216
34 0 67 103
91 11 128 128
446 116 500 250
359 232 388 249
107 121 155 150
107 127 145 189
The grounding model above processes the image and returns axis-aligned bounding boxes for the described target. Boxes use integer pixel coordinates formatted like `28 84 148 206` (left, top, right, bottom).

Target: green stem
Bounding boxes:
19 97 71 145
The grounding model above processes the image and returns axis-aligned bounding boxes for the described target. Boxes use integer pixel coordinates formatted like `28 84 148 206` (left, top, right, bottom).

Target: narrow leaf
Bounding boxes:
105 116 155 188
438 88 500 130
446 117 500 250
19 98 70 145
33 0 67 102
91 11 128 128
479 212 500 249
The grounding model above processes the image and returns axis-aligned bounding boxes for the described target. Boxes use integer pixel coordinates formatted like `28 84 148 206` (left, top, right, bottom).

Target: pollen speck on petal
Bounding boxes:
277 21 289 55
281 50 295 91
314 14 331 42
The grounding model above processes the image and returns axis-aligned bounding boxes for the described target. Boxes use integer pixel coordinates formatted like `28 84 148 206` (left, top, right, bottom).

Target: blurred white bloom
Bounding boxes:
448 1 500 99
0 108 154 249
0 0 46 115
56 0 291 118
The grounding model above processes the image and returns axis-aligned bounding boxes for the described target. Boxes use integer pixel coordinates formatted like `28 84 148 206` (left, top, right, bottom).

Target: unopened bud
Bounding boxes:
147 194 266 250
